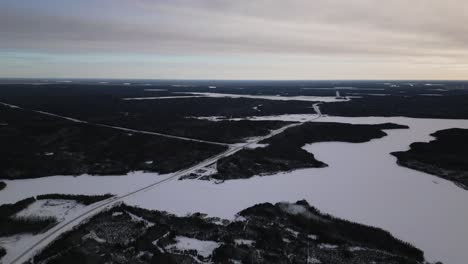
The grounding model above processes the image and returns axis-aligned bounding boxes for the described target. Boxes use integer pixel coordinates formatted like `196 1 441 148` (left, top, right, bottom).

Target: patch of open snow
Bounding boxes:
43 152 54 156
136 251 154 259
126 211 155 227
82 231 106 243
171 84 192 87
308 234 318 240
0 234 35 264
244 143 269 149
234 215 247 222
348 93 391 96
14 199 86 221
424 83 444 86
318 243 339 250
419 94 443 96
191 116 225 122
123 96 206 100
208 86 217 89
234 239 255 246
307 257 322 263
193 113 319 122
348 246 366 252
429 88 448 92
278 202 325 222
152 231 170 252
112 212 123 217
144 160 153 165
285 228 300 237
144 89 167 92
302 87 385 91
0 201 110 263
165 236 220 258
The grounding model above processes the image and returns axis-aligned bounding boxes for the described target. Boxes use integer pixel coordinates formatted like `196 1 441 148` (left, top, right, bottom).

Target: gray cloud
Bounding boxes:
1 0 467 79
1 0 467 58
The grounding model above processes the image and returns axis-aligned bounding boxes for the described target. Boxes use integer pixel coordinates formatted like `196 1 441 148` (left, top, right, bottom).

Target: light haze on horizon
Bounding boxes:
1 0 467 80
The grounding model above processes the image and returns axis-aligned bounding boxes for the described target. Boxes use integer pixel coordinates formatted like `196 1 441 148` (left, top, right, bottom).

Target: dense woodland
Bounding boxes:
392 128 468 189
213 122 408 180
31 201 426 264
0 105 226 179
0 194 112 238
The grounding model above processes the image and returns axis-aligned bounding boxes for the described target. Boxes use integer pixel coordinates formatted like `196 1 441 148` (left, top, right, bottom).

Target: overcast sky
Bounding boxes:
1 0 467 79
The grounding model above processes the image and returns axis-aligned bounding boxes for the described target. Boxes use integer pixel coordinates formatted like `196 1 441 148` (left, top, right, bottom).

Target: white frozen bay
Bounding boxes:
0 172 170 205
125 116 468 264
1 116 468 263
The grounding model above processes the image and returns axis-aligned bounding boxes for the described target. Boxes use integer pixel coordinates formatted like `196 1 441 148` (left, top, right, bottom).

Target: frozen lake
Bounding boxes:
1 116 468 263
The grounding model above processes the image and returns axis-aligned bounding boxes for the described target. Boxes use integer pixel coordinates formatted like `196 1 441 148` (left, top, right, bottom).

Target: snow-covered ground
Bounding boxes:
164 236 220 258
0 198 109 263
122 92 355 102
301 87 385 91
244 143 269 149
14 199 86 222
2 117 468 263
144 89 168 92
193 114 319 122
0 234 35 263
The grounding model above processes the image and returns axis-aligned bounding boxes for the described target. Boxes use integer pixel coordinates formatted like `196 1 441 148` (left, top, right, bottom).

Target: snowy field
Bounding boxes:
1 116 468 263
14 199 86 222
0 199 88 263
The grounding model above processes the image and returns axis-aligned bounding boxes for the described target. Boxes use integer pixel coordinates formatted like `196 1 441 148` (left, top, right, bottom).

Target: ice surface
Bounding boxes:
0 171 168 205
